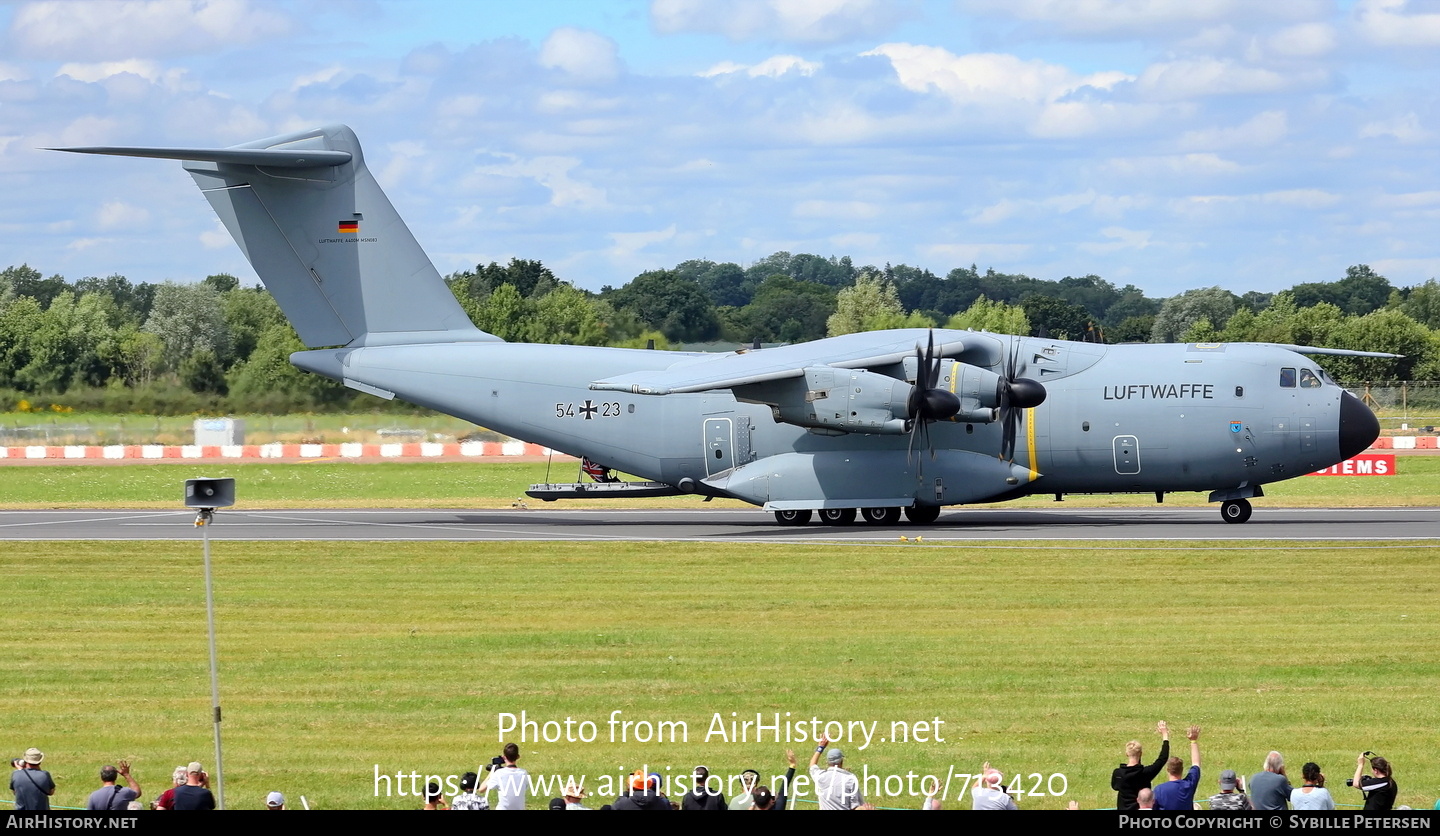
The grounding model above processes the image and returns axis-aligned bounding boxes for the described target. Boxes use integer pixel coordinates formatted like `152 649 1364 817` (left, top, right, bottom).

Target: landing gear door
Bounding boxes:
1113 435 1141 475
705 417 735 476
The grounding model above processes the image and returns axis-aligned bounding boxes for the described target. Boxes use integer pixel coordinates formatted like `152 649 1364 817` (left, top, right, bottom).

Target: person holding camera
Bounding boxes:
172 762 215 810
1352 753 1397 811
1290 762 1334 810
479 743 530 810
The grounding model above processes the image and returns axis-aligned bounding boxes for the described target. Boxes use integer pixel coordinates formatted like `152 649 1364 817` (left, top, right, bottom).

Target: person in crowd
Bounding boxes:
86 760 142 811
451 772 487 810
809 735 863 810
266 791 285 810
153 766 187 810
1137 787 1156 810
562 781 589 810
1249 751 1292 810
1112 721 1170 810
971 763 1018 810
479 743 530 810
9 749 55 811
1352 753 1397 811
1153 725 1201 810
172 762 215 811
423 782 447 810
1207 769 1251 811
1290 762 1334 810
681 765 725 810
729 768 759 810
612 770 672 810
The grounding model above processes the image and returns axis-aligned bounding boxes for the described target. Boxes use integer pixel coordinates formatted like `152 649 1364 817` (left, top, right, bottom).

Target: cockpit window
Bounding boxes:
1299 369 1320 389
1318 368 1336 385
1280 368 1296 388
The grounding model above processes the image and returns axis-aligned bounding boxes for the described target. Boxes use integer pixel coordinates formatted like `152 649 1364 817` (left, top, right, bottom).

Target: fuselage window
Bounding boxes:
1299 369 1320 389
1235 386 1244 398
1279 368 1296 388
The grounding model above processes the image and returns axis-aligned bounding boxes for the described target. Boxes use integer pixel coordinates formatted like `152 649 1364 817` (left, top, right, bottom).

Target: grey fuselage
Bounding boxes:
294 331 1369 509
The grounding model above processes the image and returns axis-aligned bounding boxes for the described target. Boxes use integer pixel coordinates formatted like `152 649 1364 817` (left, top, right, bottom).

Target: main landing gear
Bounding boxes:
774 505 941 526
1219 498 1252 524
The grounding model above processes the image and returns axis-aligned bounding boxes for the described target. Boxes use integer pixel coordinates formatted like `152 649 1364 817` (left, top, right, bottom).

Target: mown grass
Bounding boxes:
2 540 1437 810
1 457 1437 510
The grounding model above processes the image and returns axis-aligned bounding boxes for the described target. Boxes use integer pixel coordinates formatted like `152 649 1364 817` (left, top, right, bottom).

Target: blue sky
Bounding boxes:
2 0 1438 298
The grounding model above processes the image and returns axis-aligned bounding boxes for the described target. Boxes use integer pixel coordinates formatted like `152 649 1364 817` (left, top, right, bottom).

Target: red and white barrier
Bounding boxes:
0 442 556 461
1369 436 1438 449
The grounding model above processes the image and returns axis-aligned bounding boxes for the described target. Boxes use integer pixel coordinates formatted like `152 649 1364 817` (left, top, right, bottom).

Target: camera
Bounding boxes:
485 756 505 772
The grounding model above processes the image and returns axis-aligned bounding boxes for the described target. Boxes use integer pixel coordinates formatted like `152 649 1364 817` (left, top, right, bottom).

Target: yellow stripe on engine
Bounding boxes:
1025 407 1040 481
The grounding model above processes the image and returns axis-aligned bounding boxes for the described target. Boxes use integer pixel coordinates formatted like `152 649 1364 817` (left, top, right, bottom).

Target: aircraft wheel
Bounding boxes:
1220 499 1252 524
904 504 941 524
774 509 812 526
819 508 857 525
860 506 902 526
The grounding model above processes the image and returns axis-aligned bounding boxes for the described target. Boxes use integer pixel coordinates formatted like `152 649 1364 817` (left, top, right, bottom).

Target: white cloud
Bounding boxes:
199 221 232 249
1177 110 1288 151
1359 113 1431 143
9 0 296 60
1354 0 1440 47
1375 190 1440 209
829 232 880 250
1267 22 1338 56
55 60 168 83
539 27 621 84
95 201 151 231
971 191 1101 224
699 54 820 78
652 0 912 44
0 63 29 82
792 200 881 219
469 154 608 210
1078 226 1152 255
1103 153 1245 179
609 224 677 256
864 44 1126 104
920 243 1033 263
1135 59 1321 100
960 0 1329 38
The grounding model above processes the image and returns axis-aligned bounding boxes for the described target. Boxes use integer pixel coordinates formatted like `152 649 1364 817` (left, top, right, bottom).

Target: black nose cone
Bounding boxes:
1339 390 1380 460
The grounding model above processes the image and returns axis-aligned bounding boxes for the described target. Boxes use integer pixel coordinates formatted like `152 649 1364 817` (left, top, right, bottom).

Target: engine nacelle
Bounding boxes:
771 367 911 435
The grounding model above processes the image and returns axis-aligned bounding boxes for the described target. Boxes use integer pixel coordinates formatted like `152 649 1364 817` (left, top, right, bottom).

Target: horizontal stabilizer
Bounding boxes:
49 146 352 169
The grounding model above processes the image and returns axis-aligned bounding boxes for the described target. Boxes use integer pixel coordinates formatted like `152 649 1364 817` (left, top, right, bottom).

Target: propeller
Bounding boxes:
905 331 961 464
998 339 1047 462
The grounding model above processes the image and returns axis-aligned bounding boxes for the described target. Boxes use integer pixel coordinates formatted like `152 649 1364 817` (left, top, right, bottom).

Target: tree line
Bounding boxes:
2 256 1437 415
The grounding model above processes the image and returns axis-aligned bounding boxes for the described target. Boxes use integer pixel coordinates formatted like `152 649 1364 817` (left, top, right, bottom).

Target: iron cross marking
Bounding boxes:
579 399 598 420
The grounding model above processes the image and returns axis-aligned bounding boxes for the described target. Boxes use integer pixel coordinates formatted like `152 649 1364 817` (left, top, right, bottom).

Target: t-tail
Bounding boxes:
54 124 494 348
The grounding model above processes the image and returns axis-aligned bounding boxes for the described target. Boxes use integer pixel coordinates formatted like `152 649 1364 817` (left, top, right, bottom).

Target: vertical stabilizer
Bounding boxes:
56 125 494 348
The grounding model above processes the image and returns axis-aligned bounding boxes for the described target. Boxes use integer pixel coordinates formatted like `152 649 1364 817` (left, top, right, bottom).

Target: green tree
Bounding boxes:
728 276 836 343
142 282 231 371
1021 295 1092 341
1151 287 1239 343
605 270 719 342
1290 264 1393 316
223 287 287 365
524 283 608 345
2 264 69 308
1398 279 1440 329
1323 309 1435 380
944 295 1030 335
180 348 228 395
827 271 906 336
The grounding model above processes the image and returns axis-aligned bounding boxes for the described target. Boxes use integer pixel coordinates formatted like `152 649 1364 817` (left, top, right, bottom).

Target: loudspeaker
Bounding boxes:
184 478 235 508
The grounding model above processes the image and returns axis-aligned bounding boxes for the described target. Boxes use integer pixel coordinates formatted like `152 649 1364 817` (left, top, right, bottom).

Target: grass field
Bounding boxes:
3 540 1437 810
1 457 1438 510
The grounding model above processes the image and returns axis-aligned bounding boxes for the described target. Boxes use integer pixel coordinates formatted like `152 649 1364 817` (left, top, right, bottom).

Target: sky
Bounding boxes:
2 0 1438 298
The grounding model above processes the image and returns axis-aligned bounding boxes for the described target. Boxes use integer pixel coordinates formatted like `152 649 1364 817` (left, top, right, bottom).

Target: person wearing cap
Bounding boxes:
452 772 488 810
86 760 142 811
172 761 216 810
9 748 55 811
1206 769 1252 811
681 766 725 810
266 791 286 810
971 763 1018 810
728 768 759 810
809 734 863 810
612 770 673 810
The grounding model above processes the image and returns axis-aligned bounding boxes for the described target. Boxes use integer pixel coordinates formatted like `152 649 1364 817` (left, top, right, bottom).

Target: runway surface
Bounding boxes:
2 507 1438 542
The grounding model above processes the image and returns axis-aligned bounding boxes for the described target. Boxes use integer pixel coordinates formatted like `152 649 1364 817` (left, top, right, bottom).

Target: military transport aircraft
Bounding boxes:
56 125 1390 526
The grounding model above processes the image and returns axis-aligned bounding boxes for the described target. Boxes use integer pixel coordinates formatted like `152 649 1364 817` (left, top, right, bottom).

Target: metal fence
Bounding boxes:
1341 381 1440 429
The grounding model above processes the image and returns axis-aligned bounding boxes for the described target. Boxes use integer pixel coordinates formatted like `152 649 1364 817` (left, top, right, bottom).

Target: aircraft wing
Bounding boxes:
590 331 991 395
1249 343 1403 359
